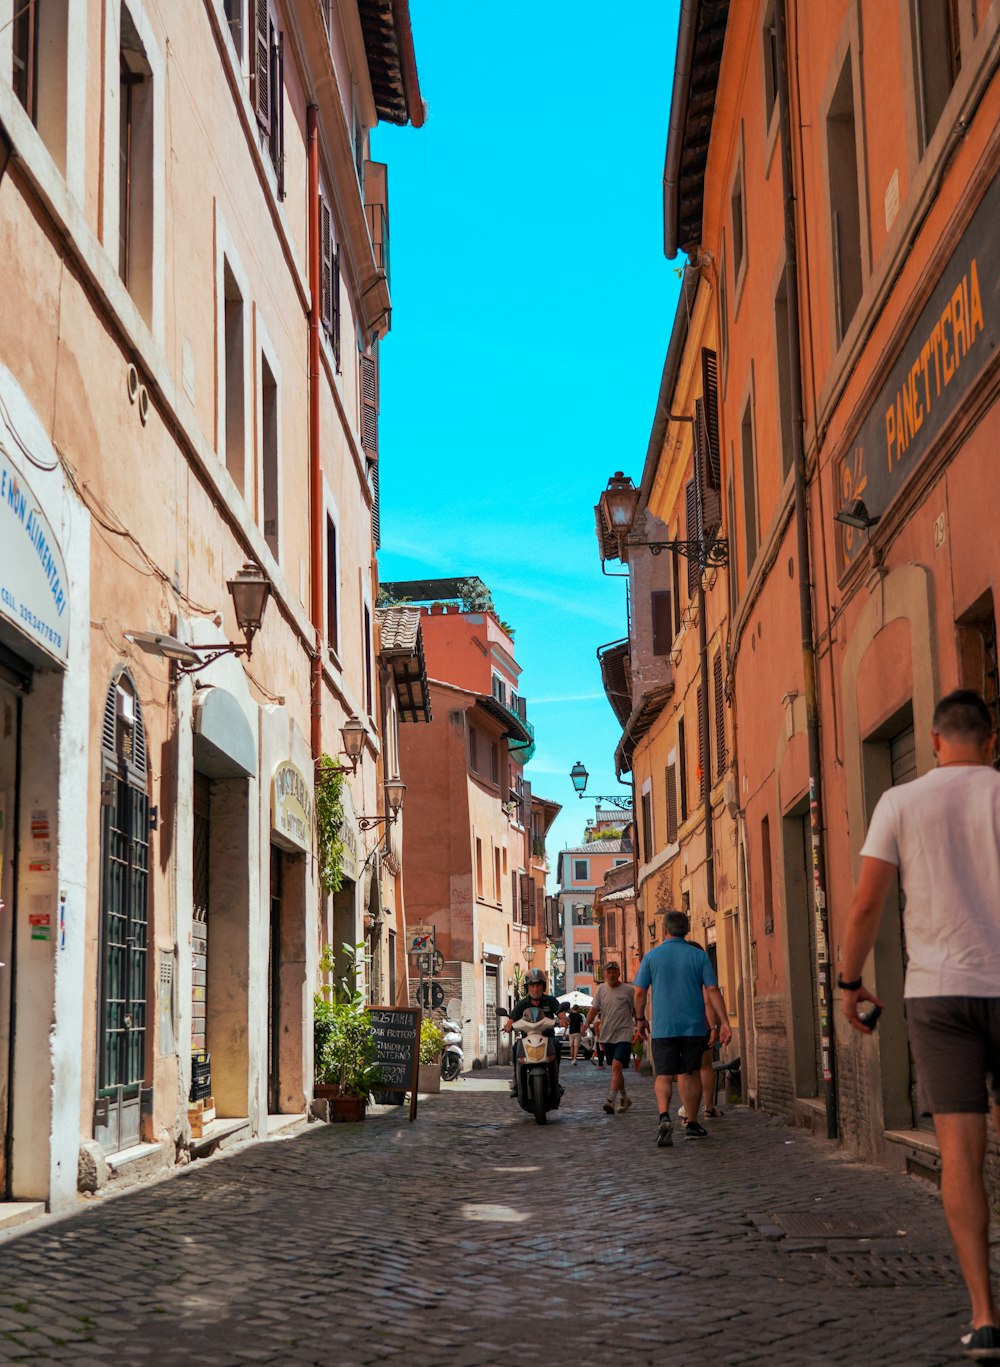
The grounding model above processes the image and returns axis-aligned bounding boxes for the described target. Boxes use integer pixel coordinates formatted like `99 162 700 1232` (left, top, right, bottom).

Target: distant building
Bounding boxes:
555 832 634 994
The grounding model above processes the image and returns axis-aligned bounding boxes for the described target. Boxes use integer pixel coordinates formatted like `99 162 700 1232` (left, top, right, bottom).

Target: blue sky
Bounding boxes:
373 1 682 879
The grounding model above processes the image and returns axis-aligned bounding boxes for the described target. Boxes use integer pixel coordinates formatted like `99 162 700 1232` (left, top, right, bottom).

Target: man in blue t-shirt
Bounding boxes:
634 910 732 1147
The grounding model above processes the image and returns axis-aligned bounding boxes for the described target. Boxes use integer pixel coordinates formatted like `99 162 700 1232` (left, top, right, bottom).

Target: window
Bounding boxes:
12 0 38 121
713 651 727 780
678 716 688 822
761 814 774 935
774 269 793 478
762 0 779 129
251 0 284 196
119 5 154 321
319 193 341 367
490 742 499 786
719 237 730 383
360 346 378 459
475 838 484 900
913 0 960 150
731 155 746 293
651 590 672 656
641 789 653 863
260 352 279 557
223 260 246 489
13 1 72 171
325 515 339 653
574 949 594 976
469 725 478 772
491 674 506 707
685 478 701 596
666 761 678 844
363 606 373 719
741 393 759 570
827 53 862 344
573 858 589 883
494 847 501 902
224 0 243 55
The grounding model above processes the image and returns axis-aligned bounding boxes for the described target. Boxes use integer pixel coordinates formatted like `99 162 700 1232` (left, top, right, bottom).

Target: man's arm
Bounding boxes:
841 856 896 1033
633 985 649 1034
705 985 732 1046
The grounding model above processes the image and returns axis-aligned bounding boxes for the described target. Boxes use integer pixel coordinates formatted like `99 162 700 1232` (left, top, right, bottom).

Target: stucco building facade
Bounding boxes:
0 0 423 1214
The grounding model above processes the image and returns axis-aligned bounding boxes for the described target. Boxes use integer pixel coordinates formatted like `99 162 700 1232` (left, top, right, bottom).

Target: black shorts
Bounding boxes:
602 1040 632 1067
651 1035 709 1077
905 996 1000 1114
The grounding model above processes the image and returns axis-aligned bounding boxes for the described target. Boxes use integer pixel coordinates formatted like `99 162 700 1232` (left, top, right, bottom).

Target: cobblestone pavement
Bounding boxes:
0 1062 985 1366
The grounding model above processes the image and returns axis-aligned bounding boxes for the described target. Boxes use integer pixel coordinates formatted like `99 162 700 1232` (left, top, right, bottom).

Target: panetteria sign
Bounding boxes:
837 168 999 571
0 447 69 665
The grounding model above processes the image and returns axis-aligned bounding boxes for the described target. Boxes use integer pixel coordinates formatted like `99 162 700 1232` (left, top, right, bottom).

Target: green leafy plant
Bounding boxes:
419 1018 445 1065
315 755 346 895
497 619 516 638
314 942 383 1100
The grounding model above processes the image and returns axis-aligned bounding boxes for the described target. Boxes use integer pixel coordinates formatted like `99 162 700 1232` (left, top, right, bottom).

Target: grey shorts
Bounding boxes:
905 996 1000 1114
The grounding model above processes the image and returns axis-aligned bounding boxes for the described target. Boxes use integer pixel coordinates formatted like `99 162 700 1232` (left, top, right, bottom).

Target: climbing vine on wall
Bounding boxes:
315 754 346 895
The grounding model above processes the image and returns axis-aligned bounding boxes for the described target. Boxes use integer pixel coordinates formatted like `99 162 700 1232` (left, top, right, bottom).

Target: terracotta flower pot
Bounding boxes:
314 1084 366 1122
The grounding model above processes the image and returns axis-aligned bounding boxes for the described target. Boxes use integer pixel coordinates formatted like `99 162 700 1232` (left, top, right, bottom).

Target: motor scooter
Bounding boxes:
496 1007 561 1124
439 1015 465 1081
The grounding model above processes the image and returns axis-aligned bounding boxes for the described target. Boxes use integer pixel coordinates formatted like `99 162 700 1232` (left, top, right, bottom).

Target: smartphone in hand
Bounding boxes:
857 1002 882 1030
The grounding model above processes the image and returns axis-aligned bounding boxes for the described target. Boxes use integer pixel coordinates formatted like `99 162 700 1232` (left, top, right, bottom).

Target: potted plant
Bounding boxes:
314 943 383 1122
418 1017 445 1094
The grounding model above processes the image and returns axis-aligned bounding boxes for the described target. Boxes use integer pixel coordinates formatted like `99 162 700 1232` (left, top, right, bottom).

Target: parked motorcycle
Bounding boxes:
496 1007 561 1124
439 1015 465 1081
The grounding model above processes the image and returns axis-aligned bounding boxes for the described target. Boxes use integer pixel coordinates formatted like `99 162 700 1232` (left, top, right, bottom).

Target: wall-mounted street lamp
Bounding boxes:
598 471 729 570
357 778 406 831
569 761 634 811
338 714 367 773
127 563 272 675
833 498 880 531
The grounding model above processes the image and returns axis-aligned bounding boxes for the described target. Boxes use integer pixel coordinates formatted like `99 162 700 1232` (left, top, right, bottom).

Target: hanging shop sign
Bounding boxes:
271 761 312 853
0 446 69 665
837 168 999 573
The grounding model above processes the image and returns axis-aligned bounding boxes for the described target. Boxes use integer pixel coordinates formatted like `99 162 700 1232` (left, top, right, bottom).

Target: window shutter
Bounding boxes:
275 28 285 200
534 884 543 928
696 684 707 794
519 872 532 922
360 349 378 457
713 650 727 779
252 0 271 133
331 245 341 368
320 198 333 333
701 349 722 490
685 479 700 595
369 458 380 550
695 398 721 536
651 590 672 656
512 870 520 924
521 778 532 827
666 762 678 843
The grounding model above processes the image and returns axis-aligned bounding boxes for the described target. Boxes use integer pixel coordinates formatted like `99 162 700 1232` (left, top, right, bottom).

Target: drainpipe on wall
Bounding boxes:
774 0 838 1140
697 577 716 913
307 105 323 765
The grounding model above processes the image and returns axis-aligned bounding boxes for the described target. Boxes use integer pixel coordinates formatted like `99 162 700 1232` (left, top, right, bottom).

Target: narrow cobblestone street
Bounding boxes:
0 1063 977 1366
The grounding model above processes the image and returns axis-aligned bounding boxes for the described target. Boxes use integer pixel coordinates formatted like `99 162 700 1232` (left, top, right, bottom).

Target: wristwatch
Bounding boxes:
836 973 862 990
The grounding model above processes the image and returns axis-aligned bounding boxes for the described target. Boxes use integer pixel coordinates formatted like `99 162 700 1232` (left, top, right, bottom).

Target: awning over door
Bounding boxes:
192 687 256 778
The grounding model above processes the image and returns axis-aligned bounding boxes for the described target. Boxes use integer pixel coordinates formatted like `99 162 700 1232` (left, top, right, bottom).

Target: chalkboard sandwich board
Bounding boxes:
367 1006 421 1121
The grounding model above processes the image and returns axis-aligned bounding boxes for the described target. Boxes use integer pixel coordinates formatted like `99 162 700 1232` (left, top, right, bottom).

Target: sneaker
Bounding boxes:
684 1120 709 1140
618 1093 633 1114
603 1097 616 1114
962 1325 1000 1360
677 1104 687 1120
656 1117 673 1148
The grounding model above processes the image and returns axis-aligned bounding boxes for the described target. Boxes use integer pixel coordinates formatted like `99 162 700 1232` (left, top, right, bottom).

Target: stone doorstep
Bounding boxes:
266 1112 307 1138
106 1141 167 1185
189 1116 251 1157
0 1202 46 1232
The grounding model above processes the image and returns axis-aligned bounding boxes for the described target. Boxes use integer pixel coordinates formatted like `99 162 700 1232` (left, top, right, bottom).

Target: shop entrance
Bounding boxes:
0 667 26 1194
485 966 499 1065
267 844 283 1115
95 673 150 1154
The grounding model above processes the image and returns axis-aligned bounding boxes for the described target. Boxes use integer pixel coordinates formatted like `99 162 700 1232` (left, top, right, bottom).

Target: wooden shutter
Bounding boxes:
360 349 378 457
252 0 271 133
320 198 333 333
701 348 722 490
519 872 532 922
331 245 341 367
685 479 700 595
666 762 678 843
534 884 544 928
369 458 380 550
696 684 707 794
651 590 672 656
275 29 285 199
713 650 727 779
511 870 520 924
695 398 721 536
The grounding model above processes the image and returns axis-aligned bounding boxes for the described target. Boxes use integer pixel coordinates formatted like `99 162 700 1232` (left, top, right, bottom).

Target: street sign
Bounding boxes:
409 928 434 953
417 953 432 975
432 949 444 974
417 983 444 1009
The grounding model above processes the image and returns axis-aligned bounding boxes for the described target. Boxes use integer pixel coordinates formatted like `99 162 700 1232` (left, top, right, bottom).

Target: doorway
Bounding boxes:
781 801 821 1099
0 672 24 1193
267 844 282 1115
485 966 499 1065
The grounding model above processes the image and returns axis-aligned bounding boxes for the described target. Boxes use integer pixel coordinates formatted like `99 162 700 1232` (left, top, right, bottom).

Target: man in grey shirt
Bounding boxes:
585 962 638 1115
842 690 1000 1362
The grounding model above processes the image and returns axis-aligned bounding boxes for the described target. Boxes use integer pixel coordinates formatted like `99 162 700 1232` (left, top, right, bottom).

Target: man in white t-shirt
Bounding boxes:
841 690 1000 1362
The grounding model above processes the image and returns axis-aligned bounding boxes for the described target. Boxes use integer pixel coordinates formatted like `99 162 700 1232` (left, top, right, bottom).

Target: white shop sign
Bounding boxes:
271 761 312 853
0 447 69 665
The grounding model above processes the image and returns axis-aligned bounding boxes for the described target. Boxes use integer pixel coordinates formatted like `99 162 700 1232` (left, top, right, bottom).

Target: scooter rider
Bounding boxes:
503 968 566 1096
